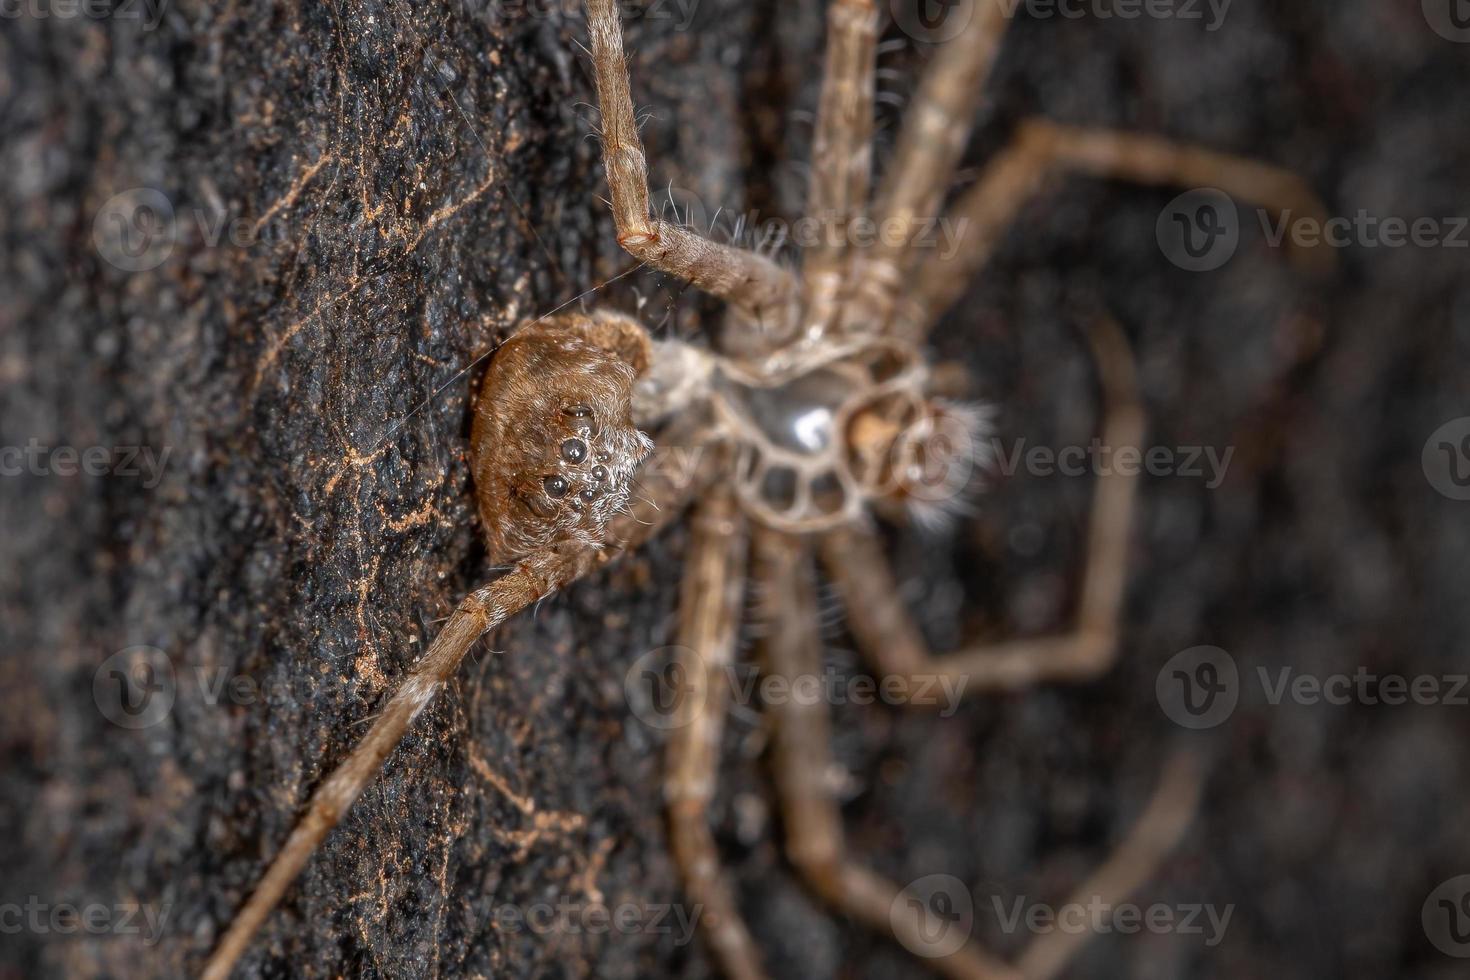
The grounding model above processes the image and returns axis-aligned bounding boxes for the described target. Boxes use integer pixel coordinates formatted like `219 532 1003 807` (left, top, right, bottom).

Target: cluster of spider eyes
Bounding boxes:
542 404 614 511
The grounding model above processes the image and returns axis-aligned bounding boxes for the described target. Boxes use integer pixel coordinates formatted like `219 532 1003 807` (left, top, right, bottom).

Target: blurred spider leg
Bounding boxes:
902 118 1333 337
754 527 1020 980
1014 752 1204 980
664 484 765 980
802 0 879 333
585 0 795 329
819 318 1143 696
203 462 702 980
846 0 1014 329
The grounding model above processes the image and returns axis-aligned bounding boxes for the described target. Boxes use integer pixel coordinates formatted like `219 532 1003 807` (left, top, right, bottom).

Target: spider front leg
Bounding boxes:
845 0 1015 329
802 0 879 333
585 0 795 329
758 528 1204 979
822 316 1142 692
900 118 1333 337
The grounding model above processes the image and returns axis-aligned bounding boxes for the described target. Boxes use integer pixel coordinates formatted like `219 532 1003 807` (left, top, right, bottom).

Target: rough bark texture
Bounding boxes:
2 1 1467 978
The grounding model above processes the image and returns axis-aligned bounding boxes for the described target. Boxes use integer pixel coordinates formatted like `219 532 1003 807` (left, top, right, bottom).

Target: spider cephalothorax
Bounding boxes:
471 312 653 562
205 1 1328 977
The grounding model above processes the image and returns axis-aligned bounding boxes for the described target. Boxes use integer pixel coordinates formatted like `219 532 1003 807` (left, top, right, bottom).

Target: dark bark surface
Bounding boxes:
2 1 1467 978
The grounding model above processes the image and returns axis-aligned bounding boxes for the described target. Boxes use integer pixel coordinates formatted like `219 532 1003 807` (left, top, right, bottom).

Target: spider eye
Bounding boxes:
560 438 588 463
579 487 599 503
543 475 570 498
562 404 592 418
591 464 609 482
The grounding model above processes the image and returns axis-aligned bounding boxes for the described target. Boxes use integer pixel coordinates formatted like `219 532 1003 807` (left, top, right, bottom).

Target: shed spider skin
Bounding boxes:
203 1 1329 977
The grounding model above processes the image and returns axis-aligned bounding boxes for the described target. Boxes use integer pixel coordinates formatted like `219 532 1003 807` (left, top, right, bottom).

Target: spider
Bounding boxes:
203 1 1328 977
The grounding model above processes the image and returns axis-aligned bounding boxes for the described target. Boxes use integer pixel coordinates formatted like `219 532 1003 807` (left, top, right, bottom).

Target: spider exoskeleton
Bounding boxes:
204 1 1328 977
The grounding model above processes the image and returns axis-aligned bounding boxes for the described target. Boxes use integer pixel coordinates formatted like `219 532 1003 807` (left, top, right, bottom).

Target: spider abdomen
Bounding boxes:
702 337 948 532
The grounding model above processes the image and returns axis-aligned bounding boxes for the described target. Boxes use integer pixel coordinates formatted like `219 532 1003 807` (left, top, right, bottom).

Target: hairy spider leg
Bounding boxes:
586 0 797 332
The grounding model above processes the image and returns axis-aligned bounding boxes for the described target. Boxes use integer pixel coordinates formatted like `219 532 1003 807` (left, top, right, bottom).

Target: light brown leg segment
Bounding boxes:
585 0 795 329
903 118 1333 337
202 455 705 980
1013 753 1204 980
802 0 879 332
754 526 1021 980
820 317 1143 695
664 485 766 980
846 0 1014 328
757 529 1204 979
